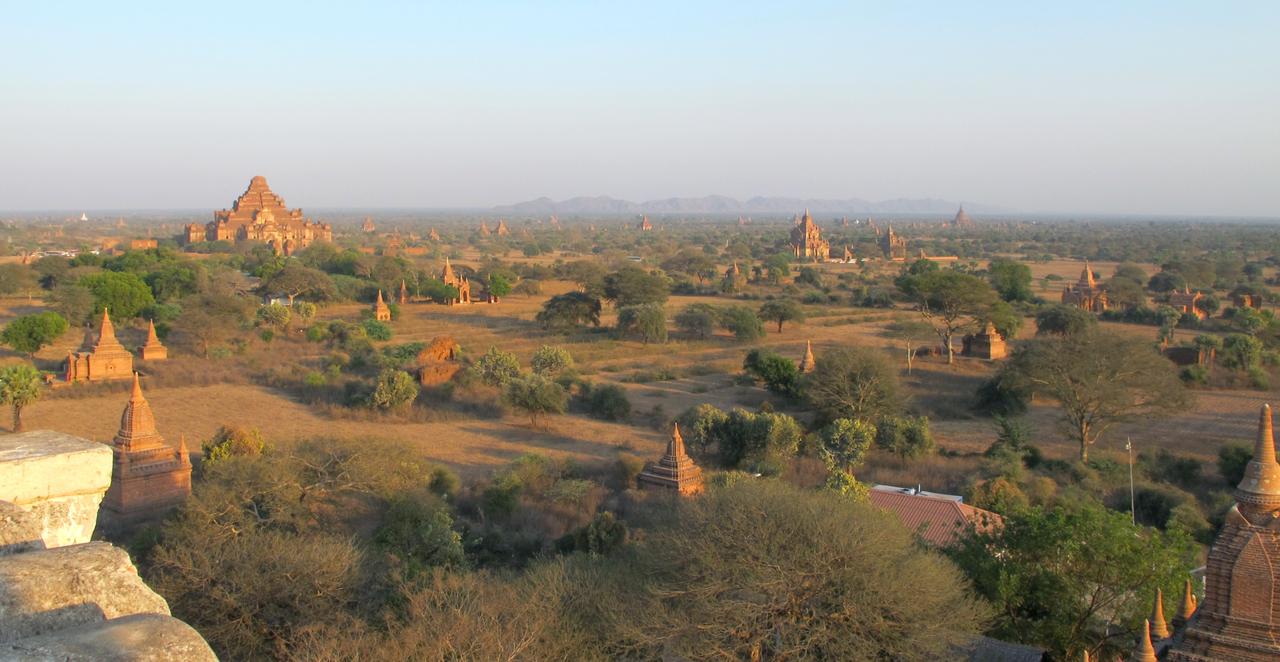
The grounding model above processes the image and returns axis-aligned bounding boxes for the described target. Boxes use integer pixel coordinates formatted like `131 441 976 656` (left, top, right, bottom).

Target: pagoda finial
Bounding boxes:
799 340 816 373
1150 588 1170 639
1235 404 1280 506
1173 578 1196 628
670 422 686 458
130 371 143 401
1131 619 1158 662
376 289 385 304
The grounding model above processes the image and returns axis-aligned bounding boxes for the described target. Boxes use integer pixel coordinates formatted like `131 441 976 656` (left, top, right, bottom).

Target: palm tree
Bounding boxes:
0 364 44 432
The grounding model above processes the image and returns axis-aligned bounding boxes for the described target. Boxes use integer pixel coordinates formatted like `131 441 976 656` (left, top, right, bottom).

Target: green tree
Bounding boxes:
1221 333 1263 371
1104 277 1147 310
254 303 292 332
368 369 419 411
80 271 156 319
48 283 96 326
1007 331 1189 461
758 299 805 333
804 347 901 425
472 347 521 387
602 266 670 307
0 264 38 298
875 416 935 461
715 408 803 470
0 364 43 432
896 270 998 363
946 503 1198 660
201 425 267 465
763 253 791 284
982 300 1024 340
718 305 765 342
742 348 801 398
674 303 717 339
536 292 602 331
173 293 252 358
487 273 513 300
1 311 69 357
530 345 574 376
616 303 667 344
504 373 568 427
819 418 875 474
1035 304 1097 336
373 495 465 578
987 258 1034 302
1218 443 1252 486
258 262 336 304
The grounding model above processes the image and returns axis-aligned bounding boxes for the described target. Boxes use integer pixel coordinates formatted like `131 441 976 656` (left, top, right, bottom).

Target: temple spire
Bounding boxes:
145 319 160 344
799 340 816 373
1131 619 1158 662
1082 260 1096 288
1150 588 1170 639
1235 404 1280 506
1173 578 1196 629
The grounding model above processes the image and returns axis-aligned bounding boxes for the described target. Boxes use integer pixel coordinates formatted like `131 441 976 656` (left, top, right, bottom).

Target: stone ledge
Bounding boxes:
0 613 217 662
0 431 112 548
0 501 42 556
0 542 170 644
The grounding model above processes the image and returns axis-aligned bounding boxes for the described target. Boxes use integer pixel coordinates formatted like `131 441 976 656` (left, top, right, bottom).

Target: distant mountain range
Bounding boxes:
492 195 1009 216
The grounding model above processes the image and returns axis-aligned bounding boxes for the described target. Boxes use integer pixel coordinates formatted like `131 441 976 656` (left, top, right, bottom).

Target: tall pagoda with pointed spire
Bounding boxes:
636 423 704 496
1062 261 1109 312
65 309 134 382
100 374 191 528
398 279 409 305
373 290 392 321
139 319 167 361
1165 404 1280 661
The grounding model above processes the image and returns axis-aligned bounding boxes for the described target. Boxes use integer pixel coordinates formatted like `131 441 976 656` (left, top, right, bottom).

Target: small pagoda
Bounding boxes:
398 279 409 305
373 290 392 321
139 319 167 361
65 309 134 383
798 340 816 373
637 423 704 496
100 374 191 528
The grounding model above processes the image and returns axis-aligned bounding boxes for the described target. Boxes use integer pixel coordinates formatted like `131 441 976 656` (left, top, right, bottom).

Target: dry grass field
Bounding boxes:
0 253 1272 483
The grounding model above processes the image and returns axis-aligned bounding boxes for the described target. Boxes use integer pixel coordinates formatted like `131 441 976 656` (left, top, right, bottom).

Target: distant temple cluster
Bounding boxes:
1061 262 1109 312
789 209 830 261
183 176 332 255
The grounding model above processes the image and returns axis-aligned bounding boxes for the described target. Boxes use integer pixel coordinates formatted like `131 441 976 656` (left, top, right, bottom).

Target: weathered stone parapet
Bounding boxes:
0 613 216 662
0 542 170 643
0 502 43 556
0 431 111 548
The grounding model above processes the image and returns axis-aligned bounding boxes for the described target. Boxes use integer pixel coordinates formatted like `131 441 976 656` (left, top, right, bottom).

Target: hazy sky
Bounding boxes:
2 2 1277 216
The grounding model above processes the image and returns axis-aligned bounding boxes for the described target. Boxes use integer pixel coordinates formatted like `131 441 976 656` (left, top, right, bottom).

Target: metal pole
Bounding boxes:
1126 437 1135 525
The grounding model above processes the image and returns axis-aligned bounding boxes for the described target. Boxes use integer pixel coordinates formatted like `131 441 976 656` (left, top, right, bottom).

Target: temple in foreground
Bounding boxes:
1157 404 1280 660
100 374 191 529
183 175 332 255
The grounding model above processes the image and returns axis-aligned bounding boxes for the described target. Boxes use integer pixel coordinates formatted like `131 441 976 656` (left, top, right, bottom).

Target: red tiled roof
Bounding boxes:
868 490 1002 547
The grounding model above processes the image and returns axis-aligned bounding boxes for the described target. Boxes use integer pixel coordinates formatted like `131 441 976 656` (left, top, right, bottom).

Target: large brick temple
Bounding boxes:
183 175 332 255
1150 404 1280 660
789 209 830 261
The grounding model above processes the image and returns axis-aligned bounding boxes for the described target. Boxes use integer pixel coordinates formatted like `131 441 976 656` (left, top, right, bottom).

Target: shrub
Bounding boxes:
361 318 393 341
367 369 419 411
875 416 935 461
676 404 730 457
584 383 631 421
1 311 68 356
742 348 801 398
373 495 464 578
718 305 765 342
1218 443 1251 486
201 426 267 465
616 303 667 344
503 373 568 426
472 346 521 387
531 345 574 376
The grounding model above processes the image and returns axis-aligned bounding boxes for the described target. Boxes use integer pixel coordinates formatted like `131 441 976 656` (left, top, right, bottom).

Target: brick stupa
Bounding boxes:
1166 404 1280 660
637 423 704 496
798 340 816 373
65 309 134 383
373 289 392 321
138 319 167 361
101 374 191 528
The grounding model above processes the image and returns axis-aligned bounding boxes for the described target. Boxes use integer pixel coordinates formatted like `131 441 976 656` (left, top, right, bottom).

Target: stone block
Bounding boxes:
0 432 111 548
0 501 43 556
0 614 216 661
0 542 170 643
